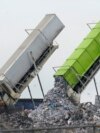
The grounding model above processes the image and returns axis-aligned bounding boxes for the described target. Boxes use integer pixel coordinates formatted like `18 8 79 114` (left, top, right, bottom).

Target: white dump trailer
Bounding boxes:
0 14 64 105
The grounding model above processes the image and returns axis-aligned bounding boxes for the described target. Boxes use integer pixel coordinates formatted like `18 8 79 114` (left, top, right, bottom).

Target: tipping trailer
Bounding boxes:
55 22 100 103
0 14 65 105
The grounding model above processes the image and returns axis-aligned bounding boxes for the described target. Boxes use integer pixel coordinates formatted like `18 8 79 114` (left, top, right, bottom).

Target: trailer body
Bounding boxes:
55 22 100 93
0 14 64 105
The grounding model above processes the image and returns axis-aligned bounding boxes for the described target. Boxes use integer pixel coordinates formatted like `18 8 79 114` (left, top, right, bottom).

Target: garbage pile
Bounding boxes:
0 110 33 129
28 77 100 132
0 77 100 133
29 77 78 127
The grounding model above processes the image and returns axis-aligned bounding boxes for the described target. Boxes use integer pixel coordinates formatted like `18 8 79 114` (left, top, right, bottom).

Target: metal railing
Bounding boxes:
0 124 100 133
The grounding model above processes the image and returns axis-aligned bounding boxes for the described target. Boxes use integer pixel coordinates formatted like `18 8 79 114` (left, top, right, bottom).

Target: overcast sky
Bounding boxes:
0 0 100 103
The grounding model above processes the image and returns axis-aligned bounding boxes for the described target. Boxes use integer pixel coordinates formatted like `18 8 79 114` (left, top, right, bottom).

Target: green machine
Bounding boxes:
55 22 100 95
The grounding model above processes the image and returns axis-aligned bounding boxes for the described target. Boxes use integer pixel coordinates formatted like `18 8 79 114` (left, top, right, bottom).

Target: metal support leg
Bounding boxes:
27 85 36 109
30 51 44 98
93 77 100 105
37 74 44 97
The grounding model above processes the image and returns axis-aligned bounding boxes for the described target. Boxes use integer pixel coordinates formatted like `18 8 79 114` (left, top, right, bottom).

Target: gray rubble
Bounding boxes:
0 111 33 130
29 77 77 127
0 77 100 133
28 77 100 132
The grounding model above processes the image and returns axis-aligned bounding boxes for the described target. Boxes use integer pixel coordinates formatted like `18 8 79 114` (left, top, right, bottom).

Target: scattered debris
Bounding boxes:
0 111 33 130
28 77 100 132
0 77 100 133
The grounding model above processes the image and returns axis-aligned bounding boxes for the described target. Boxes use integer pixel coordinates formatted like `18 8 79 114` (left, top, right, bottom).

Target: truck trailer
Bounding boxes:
0 14 64 105
55 22 100 102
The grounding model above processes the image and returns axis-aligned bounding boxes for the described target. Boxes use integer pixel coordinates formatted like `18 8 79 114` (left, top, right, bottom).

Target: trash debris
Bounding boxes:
28 77 100 132
0 110 33 130
0 76 100 133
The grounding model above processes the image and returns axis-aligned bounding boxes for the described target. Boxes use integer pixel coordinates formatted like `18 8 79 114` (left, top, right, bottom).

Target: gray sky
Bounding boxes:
0 0 100 103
